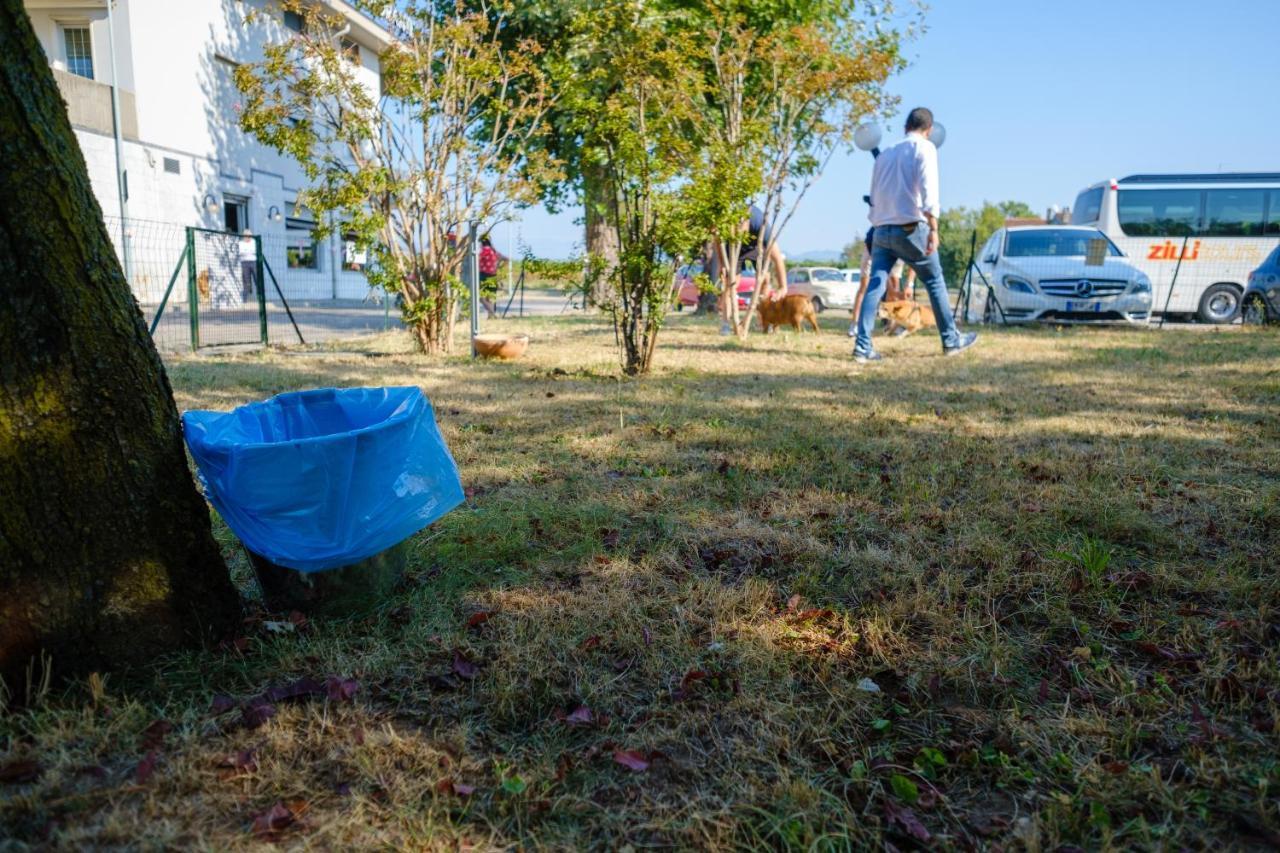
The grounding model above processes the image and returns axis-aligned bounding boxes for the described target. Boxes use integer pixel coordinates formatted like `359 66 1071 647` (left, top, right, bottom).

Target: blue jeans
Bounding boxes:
854 223 962 352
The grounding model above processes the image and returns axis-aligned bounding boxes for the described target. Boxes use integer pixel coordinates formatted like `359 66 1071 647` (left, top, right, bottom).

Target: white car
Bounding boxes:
787 266 859 312
963 226 1153 324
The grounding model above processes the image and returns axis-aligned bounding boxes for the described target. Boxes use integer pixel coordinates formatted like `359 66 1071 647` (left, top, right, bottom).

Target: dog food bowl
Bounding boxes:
473 333 529 360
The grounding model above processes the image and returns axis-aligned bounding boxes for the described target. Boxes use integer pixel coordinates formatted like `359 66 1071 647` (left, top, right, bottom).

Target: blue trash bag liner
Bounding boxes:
182 386 464 573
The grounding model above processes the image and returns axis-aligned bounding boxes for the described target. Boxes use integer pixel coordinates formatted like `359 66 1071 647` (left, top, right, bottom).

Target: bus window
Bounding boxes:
1204 189 1265 236
1072 187 1103 224
1267 191 1280 236
1117 189 1202 236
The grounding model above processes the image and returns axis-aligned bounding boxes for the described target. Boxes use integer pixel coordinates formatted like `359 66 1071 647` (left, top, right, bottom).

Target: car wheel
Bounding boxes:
1242 294 1270 326
1197 283 1242 324
811 296 824 313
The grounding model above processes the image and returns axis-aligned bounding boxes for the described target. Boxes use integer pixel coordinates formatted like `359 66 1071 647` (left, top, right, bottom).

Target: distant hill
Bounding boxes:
785 249 844 264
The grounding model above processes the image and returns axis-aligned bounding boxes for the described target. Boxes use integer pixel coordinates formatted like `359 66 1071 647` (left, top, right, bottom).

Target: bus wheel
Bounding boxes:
1197 283 1241 324
1242 295 1270 326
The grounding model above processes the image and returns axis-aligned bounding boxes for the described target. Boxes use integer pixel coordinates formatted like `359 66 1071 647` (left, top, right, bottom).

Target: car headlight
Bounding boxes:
1131 273 1152 294
1003 276 1036 294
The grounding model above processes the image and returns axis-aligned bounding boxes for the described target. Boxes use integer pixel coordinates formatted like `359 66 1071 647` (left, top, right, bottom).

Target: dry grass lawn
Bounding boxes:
2 312 1279 850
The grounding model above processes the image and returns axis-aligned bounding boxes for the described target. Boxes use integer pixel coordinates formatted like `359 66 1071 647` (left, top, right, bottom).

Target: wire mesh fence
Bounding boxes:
103 216 400 352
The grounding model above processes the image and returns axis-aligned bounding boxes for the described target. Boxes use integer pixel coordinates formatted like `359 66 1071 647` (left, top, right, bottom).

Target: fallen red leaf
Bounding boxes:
325 676 359 702
140 720 173 751
884 800 931 843
0 759 41 785
210 694 237 714
452 650 479 680
135 750 159 784
218 749 258 779
1102 760 1129 774
1037 677 1050 703
241 700 277 730
261 677 325 703
1106 570 1154 591
578 635 601 651
466 611 494 629
613 750 650 772
250 802 296 838
564 705 594 726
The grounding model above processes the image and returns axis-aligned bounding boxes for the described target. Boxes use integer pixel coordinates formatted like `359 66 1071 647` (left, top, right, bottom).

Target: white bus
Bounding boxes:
1071 173 1280 323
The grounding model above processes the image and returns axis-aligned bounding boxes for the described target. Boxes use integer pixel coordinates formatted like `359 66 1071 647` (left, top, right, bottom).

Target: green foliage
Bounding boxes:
937 200 1038 286
234 0 559 353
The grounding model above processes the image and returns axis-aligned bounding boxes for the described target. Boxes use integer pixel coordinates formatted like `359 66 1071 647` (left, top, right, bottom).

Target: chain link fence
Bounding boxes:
103 216 400 352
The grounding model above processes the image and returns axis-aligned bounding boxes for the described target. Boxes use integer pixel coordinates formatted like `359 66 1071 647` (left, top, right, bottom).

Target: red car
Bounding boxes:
676 261 764 311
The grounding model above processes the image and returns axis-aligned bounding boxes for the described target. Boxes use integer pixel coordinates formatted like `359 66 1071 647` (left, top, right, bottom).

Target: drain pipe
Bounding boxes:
106 0 131 279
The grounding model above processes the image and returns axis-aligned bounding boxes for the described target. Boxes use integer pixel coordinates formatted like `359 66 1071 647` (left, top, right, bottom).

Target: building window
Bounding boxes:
283 10 305 33
341 38 360 64
286 202 319 270
62 26 94 79
342 233 368 271
223 195 250 233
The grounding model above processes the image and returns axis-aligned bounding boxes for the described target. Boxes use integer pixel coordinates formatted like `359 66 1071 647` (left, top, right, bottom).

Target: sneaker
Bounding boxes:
943 331 979 357
852 348 883 364
892 327 908 338
719 322 732 336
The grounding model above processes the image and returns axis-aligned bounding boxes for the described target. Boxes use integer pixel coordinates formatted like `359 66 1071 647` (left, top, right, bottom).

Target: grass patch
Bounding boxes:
3 314 1279 848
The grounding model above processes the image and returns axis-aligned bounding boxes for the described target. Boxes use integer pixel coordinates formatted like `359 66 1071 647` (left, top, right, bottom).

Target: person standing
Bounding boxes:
238 229 257 302
708 204 788 335
852 107 976 363
478 235 504 319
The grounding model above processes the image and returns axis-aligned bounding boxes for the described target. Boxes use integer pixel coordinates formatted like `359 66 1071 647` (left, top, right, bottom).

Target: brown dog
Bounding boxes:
757 294 820 334
877 299 936 336
196 268 211 301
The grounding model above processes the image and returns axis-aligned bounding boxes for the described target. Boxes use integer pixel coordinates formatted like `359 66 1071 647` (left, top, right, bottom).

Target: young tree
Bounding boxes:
0 0 241 691
235 0 560 354
697 2 904 338
570 1 705 375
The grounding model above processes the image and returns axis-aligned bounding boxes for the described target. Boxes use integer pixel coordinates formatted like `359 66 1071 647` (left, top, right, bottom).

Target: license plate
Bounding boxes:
1065 301 1102 312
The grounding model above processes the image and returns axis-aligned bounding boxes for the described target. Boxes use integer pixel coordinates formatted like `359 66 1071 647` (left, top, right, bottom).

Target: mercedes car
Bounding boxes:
962 226 1153 324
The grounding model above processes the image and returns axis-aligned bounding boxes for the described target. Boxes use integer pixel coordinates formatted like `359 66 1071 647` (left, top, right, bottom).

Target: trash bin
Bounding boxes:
183 387 464 615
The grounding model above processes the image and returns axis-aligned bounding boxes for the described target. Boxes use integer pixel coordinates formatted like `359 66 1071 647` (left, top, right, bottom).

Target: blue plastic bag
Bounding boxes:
182 387 463 573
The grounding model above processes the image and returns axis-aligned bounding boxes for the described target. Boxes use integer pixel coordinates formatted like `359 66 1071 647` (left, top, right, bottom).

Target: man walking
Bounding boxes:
852 107 976 363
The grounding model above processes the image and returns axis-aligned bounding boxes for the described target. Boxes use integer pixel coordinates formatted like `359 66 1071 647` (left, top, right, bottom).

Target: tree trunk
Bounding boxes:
582 159 619 307
0 0 241 691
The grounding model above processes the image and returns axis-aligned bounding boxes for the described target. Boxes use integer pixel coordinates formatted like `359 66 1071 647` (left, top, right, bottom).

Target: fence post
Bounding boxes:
185 227 200 351
1158 234 1191 329
255 235 268 346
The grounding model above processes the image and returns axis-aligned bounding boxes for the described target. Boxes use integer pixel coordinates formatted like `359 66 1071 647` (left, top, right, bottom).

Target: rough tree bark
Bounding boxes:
0 0 241 691
582 159 619 306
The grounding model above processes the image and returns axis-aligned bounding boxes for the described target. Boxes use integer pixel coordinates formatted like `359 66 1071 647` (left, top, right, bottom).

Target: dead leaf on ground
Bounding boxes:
140 719 173 751
325 676 359 702
250 801 298 839
0 759 41 785
564 705 595 726
452 650 479 680
135 750 160 784
613 750 650 772
466 611 494 629
884 800 931 843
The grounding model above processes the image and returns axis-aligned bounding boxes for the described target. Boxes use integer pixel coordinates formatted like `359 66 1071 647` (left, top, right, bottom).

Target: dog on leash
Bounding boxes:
758 294 820 334
877 299 936 336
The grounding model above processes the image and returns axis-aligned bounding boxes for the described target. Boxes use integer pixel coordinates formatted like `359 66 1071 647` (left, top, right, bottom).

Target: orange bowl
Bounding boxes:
472 333 529 360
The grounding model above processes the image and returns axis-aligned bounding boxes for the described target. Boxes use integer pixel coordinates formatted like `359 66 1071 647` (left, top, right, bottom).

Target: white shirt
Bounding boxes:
868 132 940 227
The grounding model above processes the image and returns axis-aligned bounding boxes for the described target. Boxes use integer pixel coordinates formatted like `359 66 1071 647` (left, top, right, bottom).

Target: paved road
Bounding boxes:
145 290 585 352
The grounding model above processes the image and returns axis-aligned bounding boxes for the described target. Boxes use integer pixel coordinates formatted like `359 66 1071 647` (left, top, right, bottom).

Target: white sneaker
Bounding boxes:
720 322 732 336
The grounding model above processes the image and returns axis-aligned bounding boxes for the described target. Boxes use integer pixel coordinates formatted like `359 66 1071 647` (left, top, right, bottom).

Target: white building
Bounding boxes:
24 0 392 305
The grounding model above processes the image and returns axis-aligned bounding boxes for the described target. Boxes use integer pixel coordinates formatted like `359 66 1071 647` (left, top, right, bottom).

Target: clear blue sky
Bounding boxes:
504 0 1280 260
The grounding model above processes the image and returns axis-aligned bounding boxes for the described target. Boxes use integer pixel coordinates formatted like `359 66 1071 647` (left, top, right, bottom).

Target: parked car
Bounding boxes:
1243 245 1280 325
962 226 1153 324
787 266 859 312
677 260 760 311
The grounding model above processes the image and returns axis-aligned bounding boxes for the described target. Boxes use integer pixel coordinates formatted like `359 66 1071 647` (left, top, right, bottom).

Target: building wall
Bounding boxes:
32 0 387 304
